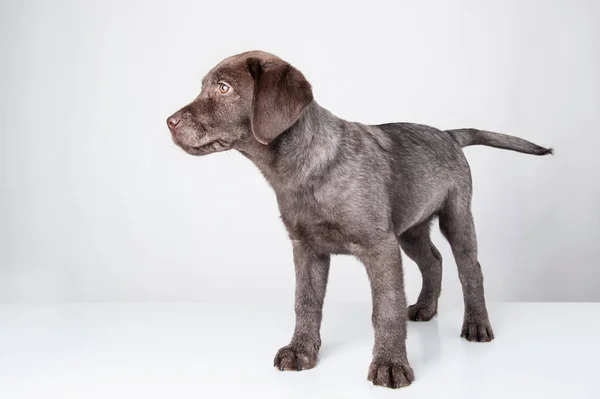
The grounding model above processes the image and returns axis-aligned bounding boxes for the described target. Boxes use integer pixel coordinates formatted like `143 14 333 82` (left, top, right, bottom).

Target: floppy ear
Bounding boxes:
247 58 313 145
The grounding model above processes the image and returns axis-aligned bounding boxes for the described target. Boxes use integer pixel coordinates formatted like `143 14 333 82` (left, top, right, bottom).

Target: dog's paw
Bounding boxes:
367 359 414 389
274 345 318 371
461 318 494 342
408 303 437 321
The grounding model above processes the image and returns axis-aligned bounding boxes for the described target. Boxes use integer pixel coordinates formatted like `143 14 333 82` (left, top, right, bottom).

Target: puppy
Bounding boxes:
167 51 552 389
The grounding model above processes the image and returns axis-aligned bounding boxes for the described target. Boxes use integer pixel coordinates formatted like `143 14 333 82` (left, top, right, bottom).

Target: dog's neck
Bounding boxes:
236 101 343 189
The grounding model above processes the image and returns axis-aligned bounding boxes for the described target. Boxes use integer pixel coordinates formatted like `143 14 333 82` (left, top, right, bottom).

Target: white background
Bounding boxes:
1 0 599 307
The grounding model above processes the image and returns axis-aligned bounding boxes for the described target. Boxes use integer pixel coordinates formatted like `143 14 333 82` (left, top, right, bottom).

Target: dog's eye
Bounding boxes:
217 82 230 94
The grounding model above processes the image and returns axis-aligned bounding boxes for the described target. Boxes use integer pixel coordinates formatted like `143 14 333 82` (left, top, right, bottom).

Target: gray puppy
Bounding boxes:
167 51 552 389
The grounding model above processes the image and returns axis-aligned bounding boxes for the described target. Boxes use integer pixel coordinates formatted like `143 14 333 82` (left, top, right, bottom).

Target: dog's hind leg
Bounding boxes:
399 218 442 322
439 192 494 342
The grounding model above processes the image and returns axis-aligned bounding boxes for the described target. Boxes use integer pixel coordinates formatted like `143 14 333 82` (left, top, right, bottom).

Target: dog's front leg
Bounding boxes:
274 240 330 371
358 235 415 388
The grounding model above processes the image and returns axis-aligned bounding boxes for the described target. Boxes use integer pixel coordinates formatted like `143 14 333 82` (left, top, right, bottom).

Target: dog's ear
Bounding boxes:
246 57 313 145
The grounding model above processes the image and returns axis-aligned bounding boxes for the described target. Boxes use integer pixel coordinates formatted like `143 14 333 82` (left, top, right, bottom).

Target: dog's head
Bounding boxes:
167 51 313 156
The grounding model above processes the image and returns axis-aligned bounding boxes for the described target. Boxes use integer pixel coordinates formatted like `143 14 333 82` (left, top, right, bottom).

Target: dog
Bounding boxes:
167 51 552 389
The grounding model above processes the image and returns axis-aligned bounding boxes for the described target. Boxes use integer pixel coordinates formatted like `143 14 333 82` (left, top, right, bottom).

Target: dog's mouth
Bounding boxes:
179 139 232 156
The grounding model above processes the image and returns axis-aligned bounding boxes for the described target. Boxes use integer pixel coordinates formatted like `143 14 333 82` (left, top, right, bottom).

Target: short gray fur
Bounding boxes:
167 51 552 389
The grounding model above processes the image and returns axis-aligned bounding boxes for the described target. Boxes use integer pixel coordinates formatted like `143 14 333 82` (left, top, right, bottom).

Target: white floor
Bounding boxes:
0 302 598 399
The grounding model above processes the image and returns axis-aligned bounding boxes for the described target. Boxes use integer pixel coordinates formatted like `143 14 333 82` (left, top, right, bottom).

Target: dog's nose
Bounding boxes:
167 115 180 130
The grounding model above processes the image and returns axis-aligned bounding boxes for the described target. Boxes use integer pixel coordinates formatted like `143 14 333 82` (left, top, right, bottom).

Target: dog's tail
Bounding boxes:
446 128 553 156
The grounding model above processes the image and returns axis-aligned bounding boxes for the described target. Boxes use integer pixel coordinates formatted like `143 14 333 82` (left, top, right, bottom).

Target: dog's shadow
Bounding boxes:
319 302 442 371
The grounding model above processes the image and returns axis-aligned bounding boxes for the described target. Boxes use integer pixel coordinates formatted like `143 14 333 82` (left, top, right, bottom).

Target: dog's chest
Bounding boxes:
276 188 360 254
